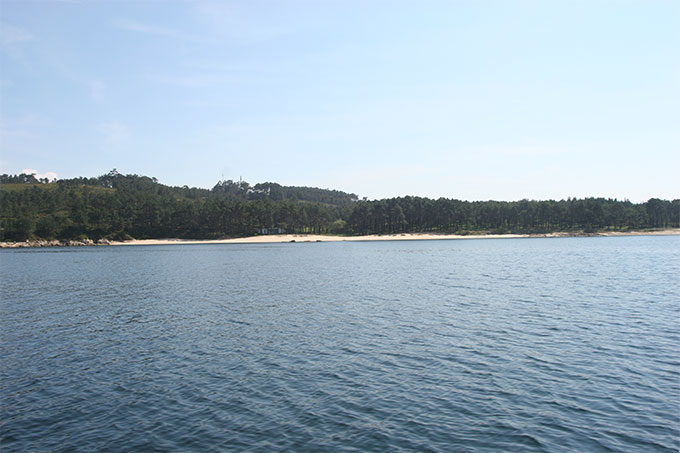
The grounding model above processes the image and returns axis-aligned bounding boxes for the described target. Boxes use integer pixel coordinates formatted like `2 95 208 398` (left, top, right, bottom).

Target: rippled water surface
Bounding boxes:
1 236 679 452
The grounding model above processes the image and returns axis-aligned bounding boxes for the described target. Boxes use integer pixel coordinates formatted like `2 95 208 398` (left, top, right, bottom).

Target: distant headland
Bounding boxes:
1 170 678 247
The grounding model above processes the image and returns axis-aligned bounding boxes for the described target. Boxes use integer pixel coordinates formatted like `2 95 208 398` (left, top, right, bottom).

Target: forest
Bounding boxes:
1 170 678 241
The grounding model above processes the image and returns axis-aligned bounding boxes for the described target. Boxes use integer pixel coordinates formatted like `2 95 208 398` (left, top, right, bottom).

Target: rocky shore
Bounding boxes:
0 239 111 248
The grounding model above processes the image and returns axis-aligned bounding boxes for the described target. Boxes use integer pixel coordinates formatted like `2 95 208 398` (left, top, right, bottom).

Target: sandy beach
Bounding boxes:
2 229 677 248
109 233 526 246
109 229 680 246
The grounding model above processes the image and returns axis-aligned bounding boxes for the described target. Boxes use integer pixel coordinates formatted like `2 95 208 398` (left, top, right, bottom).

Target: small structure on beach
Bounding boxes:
258 227 285 235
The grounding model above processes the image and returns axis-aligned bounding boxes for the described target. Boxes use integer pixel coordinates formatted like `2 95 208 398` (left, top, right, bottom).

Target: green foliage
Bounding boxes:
329 219 348 234
2 215 35 241
35 215 59 239
1 170 677 241
1 173 42 184
344 196 679 235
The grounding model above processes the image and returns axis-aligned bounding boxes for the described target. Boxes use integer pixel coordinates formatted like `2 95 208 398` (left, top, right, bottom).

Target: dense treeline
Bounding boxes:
347 197 679 234
0 173 54 185
1 170 678 241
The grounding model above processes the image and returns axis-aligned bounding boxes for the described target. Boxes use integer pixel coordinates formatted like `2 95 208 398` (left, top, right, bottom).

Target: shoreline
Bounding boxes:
1 229 678 248
110 229 680 245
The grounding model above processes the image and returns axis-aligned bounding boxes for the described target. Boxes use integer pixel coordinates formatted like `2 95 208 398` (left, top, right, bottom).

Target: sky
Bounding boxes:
0 0 678 201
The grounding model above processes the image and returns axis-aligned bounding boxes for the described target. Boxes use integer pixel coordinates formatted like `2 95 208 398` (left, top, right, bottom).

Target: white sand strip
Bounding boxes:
109 229 680 246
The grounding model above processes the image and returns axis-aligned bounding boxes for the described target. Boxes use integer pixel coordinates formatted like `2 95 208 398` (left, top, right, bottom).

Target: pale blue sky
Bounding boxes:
1 0 678 201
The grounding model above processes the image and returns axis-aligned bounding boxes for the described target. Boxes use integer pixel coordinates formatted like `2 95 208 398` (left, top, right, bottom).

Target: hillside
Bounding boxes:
1 170 678 242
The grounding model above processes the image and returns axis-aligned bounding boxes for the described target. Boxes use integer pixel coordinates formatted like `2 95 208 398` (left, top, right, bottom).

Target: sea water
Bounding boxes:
1 236 679 452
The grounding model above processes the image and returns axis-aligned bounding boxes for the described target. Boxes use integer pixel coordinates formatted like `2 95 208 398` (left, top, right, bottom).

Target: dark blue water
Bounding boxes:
1 236 679 452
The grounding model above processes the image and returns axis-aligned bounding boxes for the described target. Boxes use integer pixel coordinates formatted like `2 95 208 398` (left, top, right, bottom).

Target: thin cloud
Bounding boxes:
495 145 570 157
97 121 131 144
112 18 205 43
191 2 294 43
151 74 227 88
0 22 34 47
0 114 40 141
0 22 34 60
113 18 170 35
90 80 106 102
